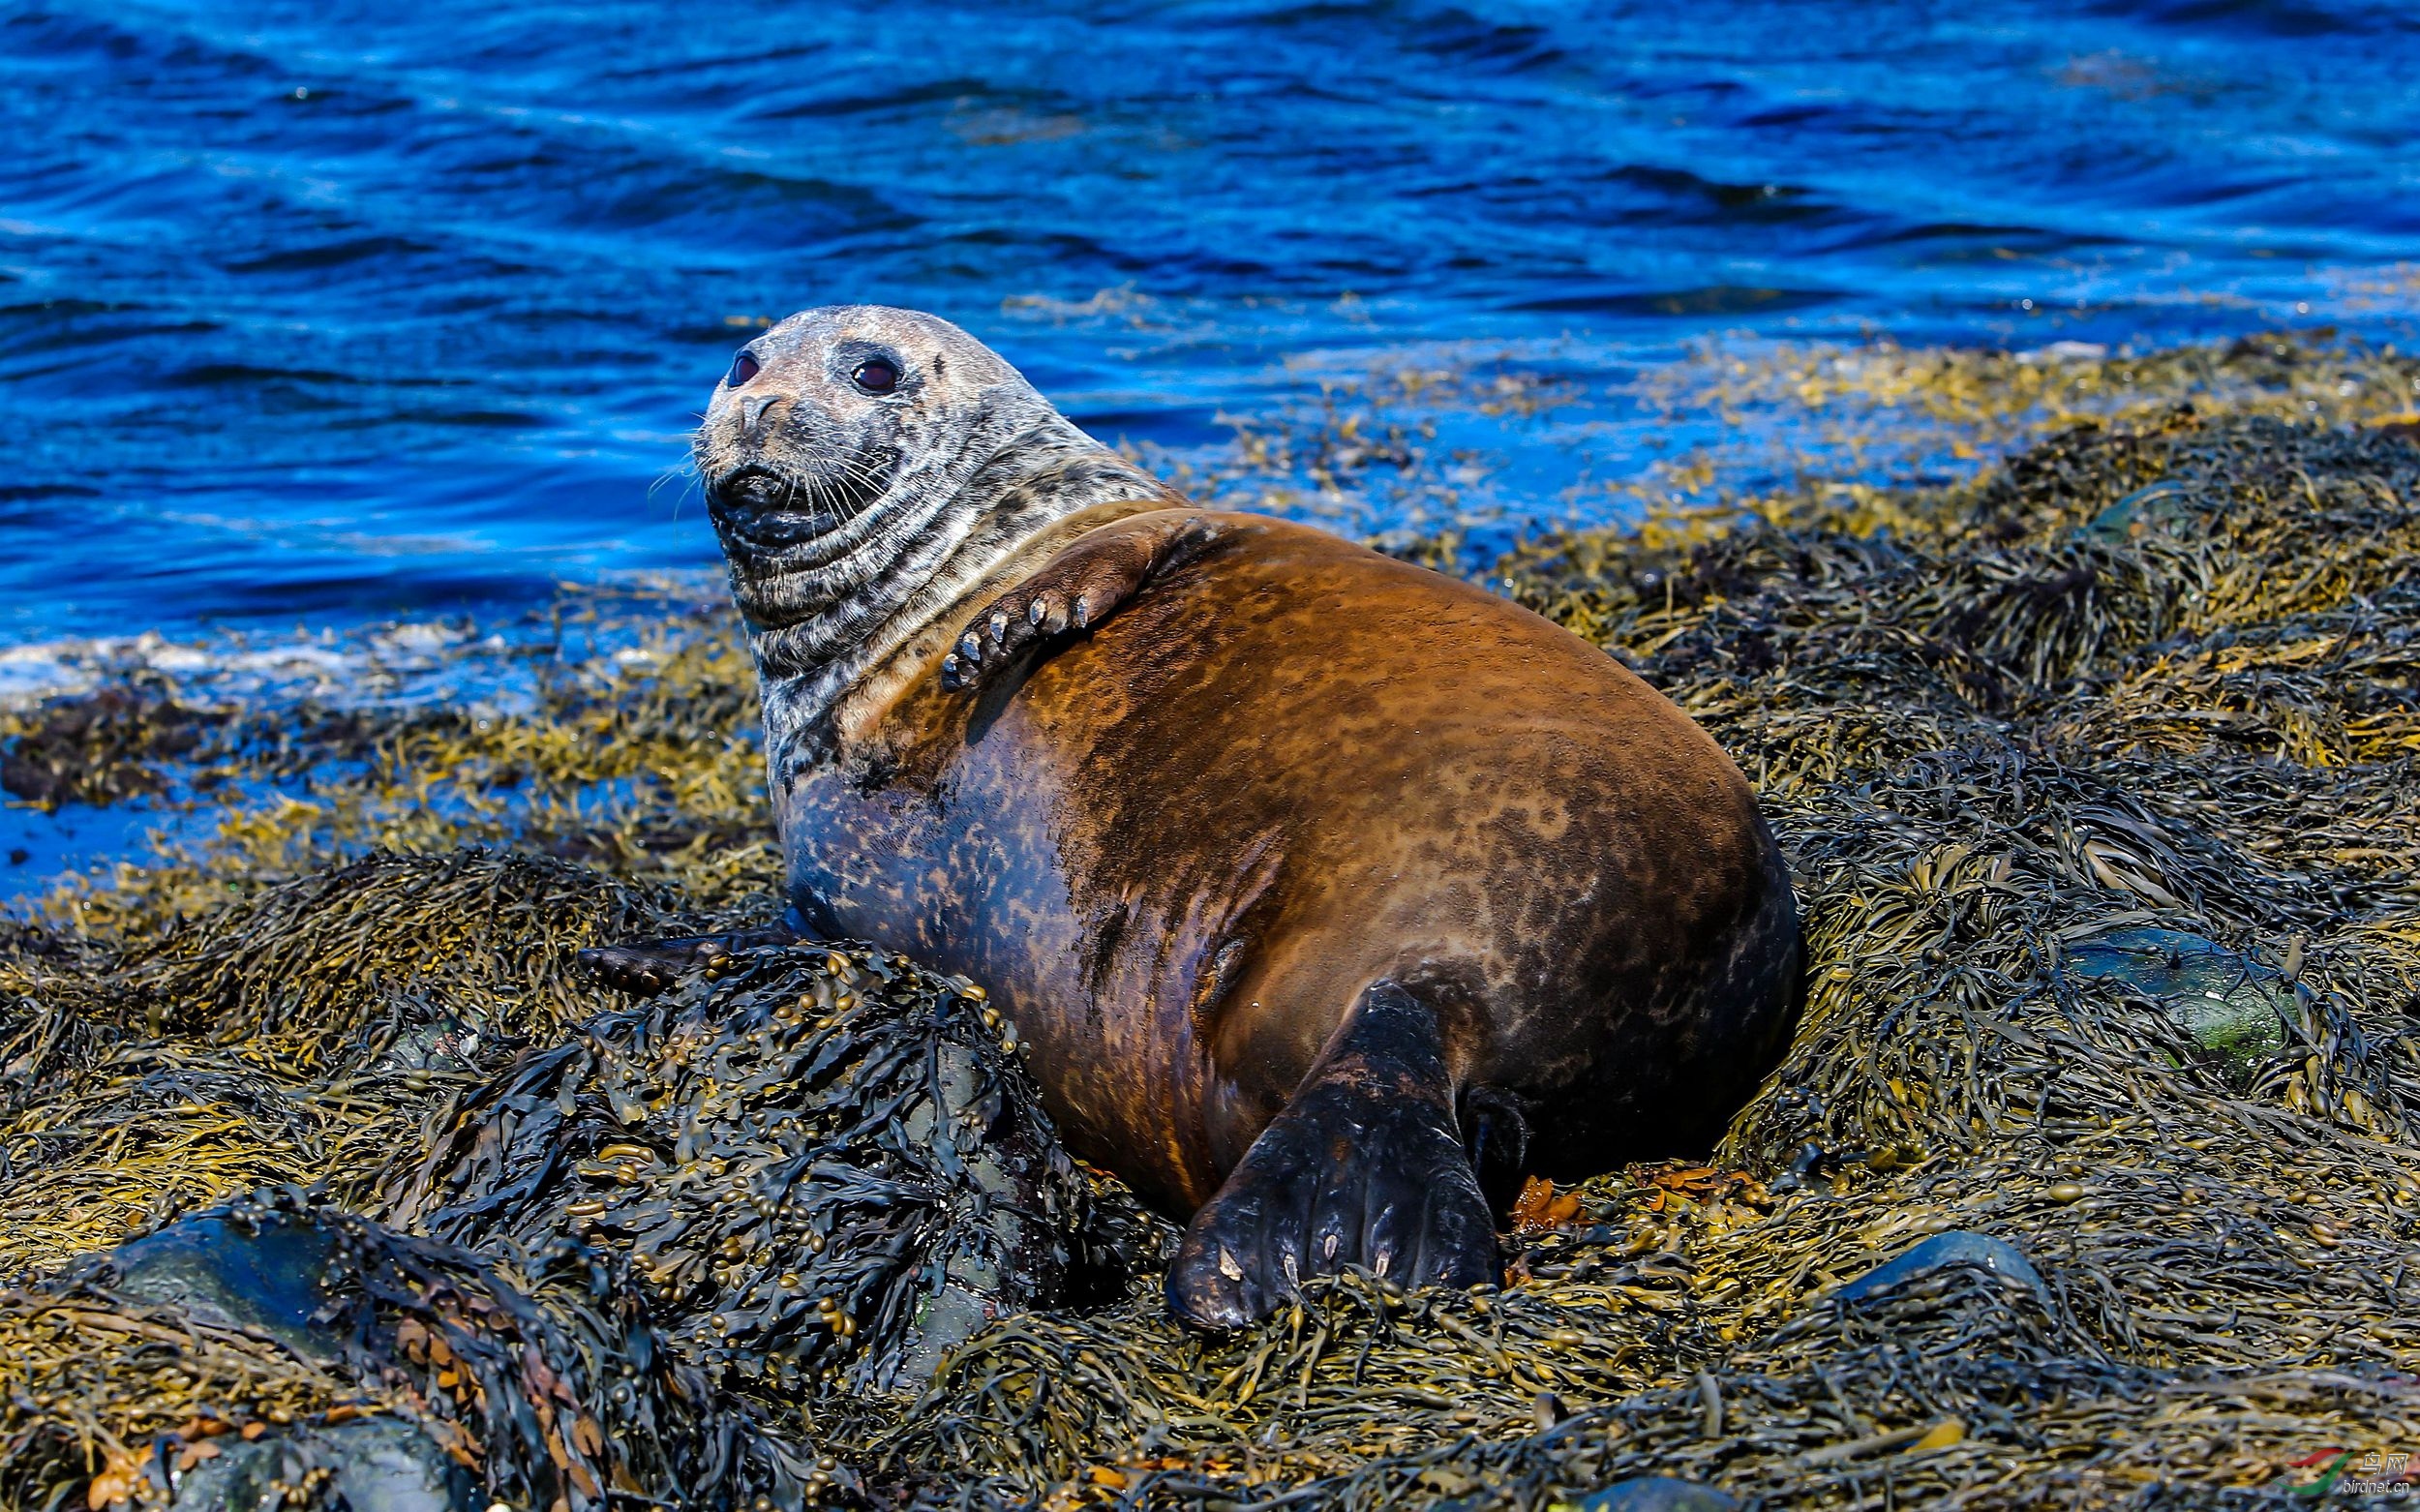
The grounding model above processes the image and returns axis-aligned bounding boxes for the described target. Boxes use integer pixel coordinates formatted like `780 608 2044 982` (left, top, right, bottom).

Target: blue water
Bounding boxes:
4 0 2418 643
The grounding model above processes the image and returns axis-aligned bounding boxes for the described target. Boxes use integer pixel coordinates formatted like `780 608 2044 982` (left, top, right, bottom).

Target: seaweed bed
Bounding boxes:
8 359 2420 1507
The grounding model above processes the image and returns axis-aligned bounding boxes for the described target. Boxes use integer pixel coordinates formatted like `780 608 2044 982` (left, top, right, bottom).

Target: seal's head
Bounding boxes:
695 306 1051 628
696 305 1172 758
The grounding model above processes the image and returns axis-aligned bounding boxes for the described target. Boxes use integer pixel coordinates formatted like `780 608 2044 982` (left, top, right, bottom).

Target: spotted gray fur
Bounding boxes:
692 305 1174 784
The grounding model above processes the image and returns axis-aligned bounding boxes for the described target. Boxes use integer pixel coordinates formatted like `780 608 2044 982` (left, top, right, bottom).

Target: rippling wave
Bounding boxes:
2 0 2416 638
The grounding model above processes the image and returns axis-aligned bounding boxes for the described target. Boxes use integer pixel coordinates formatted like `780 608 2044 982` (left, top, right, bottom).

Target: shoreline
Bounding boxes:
5 334 2420 1506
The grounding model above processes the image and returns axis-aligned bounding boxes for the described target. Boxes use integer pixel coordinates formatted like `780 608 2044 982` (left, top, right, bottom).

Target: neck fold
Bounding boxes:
732 420 1174 783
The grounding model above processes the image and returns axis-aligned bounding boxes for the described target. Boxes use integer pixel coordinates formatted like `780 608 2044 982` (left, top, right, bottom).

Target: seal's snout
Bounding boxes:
704 380 817 465
738 390 783 438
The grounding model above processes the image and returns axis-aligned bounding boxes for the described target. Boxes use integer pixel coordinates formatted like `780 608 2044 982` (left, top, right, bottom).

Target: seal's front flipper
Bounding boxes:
578 924 802 998
941 509 1222 692
1166 980 1500 1330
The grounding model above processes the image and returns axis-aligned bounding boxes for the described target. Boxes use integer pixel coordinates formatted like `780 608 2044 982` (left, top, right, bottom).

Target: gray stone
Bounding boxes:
1832 1229 2043 1303
2084 481 2198 542
375 1013 484 1074
170 1417 472 1512
106 1215 474 1512
1572 1476 1740 1512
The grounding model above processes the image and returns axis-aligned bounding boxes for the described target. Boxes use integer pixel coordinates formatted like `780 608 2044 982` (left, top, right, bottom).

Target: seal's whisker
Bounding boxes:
829 469 889 522
808 455 891 526
647 467 699 521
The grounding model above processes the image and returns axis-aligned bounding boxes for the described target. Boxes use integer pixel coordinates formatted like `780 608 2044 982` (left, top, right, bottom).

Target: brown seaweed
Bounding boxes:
7 366 2420 1508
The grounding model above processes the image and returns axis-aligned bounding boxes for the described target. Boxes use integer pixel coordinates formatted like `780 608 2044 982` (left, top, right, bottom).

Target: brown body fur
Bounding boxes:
784 503 1801 1214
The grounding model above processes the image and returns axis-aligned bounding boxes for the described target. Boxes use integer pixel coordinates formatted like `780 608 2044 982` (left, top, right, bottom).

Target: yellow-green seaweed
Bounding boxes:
5 339 2420 1510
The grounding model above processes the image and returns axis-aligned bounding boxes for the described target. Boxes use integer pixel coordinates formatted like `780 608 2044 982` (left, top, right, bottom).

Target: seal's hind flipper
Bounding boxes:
578 925 802 998
1166 980 1500 1330
941 509 1222 692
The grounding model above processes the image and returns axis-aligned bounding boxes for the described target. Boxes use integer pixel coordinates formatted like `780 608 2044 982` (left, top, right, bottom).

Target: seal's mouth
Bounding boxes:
708 464 789 513
707 464 847 547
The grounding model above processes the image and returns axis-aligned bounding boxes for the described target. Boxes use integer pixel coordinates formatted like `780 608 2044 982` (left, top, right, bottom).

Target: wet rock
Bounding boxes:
76 1211 478 1512
169 1417 473 1512
1831 1230 2043 1303
104 1211 340 1359
1571 1476 1740 1512
2082 480 2198 542
372 1013 486 1075
63 1193 800 1512
2065 926 2293 1077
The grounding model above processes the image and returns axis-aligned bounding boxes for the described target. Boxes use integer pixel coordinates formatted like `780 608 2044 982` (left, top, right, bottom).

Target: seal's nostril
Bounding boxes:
728 350 761 387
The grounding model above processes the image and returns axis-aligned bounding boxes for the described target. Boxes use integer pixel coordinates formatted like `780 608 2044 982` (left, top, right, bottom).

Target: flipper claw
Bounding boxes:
939 509 1224 697
1166 981 1500 1329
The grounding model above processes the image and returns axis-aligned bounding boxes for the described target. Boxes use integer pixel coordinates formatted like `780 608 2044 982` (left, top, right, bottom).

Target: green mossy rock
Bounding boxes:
2066 925 2296 1078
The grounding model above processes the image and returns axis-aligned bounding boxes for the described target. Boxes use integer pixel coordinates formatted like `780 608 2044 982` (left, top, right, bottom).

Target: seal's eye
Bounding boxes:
728 350 761 387
852 357 900 395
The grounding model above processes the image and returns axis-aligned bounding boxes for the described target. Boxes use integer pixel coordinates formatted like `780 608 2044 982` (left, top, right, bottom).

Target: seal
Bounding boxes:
586 306 1803 1328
